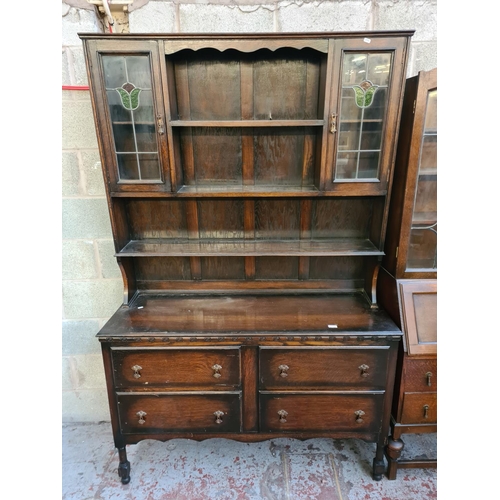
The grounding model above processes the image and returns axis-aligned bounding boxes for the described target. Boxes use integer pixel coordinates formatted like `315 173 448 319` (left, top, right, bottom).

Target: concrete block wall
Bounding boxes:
62 0 437 422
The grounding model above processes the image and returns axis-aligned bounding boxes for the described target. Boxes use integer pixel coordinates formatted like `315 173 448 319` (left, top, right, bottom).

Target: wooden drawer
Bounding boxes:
117 393 241 434
111 348 240 389
260 393 384 433
401 392 437 424
259 347 389 391
404 357 437 392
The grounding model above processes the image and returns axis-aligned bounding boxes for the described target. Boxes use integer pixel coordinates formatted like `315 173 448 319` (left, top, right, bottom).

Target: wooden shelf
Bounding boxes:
170 119 324 128
176 184 320 197
117 238 384 257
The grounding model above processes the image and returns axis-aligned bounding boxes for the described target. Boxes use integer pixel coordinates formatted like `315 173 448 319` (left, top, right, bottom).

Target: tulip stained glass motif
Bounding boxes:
352 80 379 108
115 82 142 111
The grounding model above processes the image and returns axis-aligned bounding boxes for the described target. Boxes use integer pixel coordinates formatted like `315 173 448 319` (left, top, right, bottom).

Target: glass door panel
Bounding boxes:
407 89 437 270
102 55 162 183
335 52 392 181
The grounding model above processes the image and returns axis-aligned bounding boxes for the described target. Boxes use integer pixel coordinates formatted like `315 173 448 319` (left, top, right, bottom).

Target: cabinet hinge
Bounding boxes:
395 246 399 258
413 100 416 113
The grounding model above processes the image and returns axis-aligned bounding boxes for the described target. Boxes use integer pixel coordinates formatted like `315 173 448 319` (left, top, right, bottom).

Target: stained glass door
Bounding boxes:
86 40 170 190
325 36 408 194
102 55 163 182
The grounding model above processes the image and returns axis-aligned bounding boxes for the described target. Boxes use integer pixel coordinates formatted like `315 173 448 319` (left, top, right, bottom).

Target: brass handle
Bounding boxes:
278 409 288 423
136 411 147 425
425 371 432 386
212 364 222 379
157 114 165 135
278 364 289 378
329 113 337 133
423 404 429 419
131 365 142 379
358 364 370 378
354 410 365 423
214 410 224 424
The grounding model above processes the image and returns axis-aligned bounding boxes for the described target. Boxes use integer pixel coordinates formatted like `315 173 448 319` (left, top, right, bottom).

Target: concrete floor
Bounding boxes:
63 422 436 499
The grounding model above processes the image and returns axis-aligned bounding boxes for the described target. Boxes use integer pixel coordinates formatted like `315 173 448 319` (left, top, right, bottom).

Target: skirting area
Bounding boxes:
63 422 436 499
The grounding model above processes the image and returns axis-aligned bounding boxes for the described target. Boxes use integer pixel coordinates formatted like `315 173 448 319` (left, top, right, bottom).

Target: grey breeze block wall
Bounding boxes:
62 0 437 422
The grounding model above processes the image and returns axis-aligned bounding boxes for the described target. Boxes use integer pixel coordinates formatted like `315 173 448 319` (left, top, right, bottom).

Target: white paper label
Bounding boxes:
363 37 371 43
328 324 338 329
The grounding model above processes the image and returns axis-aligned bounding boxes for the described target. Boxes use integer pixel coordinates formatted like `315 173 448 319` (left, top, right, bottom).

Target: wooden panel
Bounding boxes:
400 393 437 424
398 280 437 355
259 347 389 390
309 256 365 280
117 393 241 433
133 257 192 281
260 393 384 432
255 257 299 280
201 257 245 280
126 200 187 239
403 357 437 392
197 200 244 239
180 127 243 184
311 198 373 238
253 49 321 120
253 128 316 186
255 199 300 240
173 49 242 120
112 348 241 388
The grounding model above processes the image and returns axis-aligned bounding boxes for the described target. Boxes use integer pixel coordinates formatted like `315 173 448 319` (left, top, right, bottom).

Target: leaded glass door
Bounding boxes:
86 40 170 192
324 37 408 194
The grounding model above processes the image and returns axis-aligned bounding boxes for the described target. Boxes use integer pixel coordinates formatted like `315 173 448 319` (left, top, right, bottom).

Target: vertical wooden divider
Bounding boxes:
244 200 255 280
299 199 312 280
241 346 258 431
175 59 201 279
186 200 202 280
302 59 318 186
175 60 195 185
241 58 256 280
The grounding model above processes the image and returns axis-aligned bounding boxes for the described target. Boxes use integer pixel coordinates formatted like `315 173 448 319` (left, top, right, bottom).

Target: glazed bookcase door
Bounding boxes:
405 75 437 273
85 40 171 193
324 37 408 194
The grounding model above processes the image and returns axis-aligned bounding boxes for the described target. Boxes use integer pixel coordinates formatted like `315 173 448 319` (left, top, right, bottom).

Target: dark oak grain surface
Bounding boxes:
99 293 402 336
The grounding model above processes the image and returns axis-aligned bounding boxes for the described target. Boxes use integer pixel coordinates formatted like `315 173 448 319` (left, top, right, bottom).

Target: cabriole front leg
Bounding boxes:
117 446 131 485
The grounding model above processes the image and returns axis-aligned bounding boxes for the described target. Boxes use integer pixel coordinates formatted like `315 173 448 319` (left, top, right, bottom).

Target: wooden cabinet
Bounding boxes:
377 68 437 479
81 31 414 485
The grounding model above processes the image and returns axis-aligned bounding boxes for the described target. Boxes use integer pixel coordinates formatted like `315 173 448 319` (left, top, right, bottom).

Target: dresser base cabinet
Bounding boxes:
98 292 401 484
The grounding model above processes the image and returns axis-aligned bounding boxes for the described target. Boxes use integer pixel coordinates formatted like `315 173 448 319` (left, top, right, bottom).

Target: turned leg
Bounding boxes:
385 436 404 480
372 441 386 481
117 446 131 485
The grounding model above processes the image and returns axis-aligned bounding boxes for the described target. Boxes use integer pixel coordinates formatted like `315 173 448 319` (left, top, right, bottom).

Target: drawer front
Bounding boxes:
260 393 384 432
117 393 241 434
404 358 437 392
401 392 437 424
112 348 240 389
260 348 389 391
